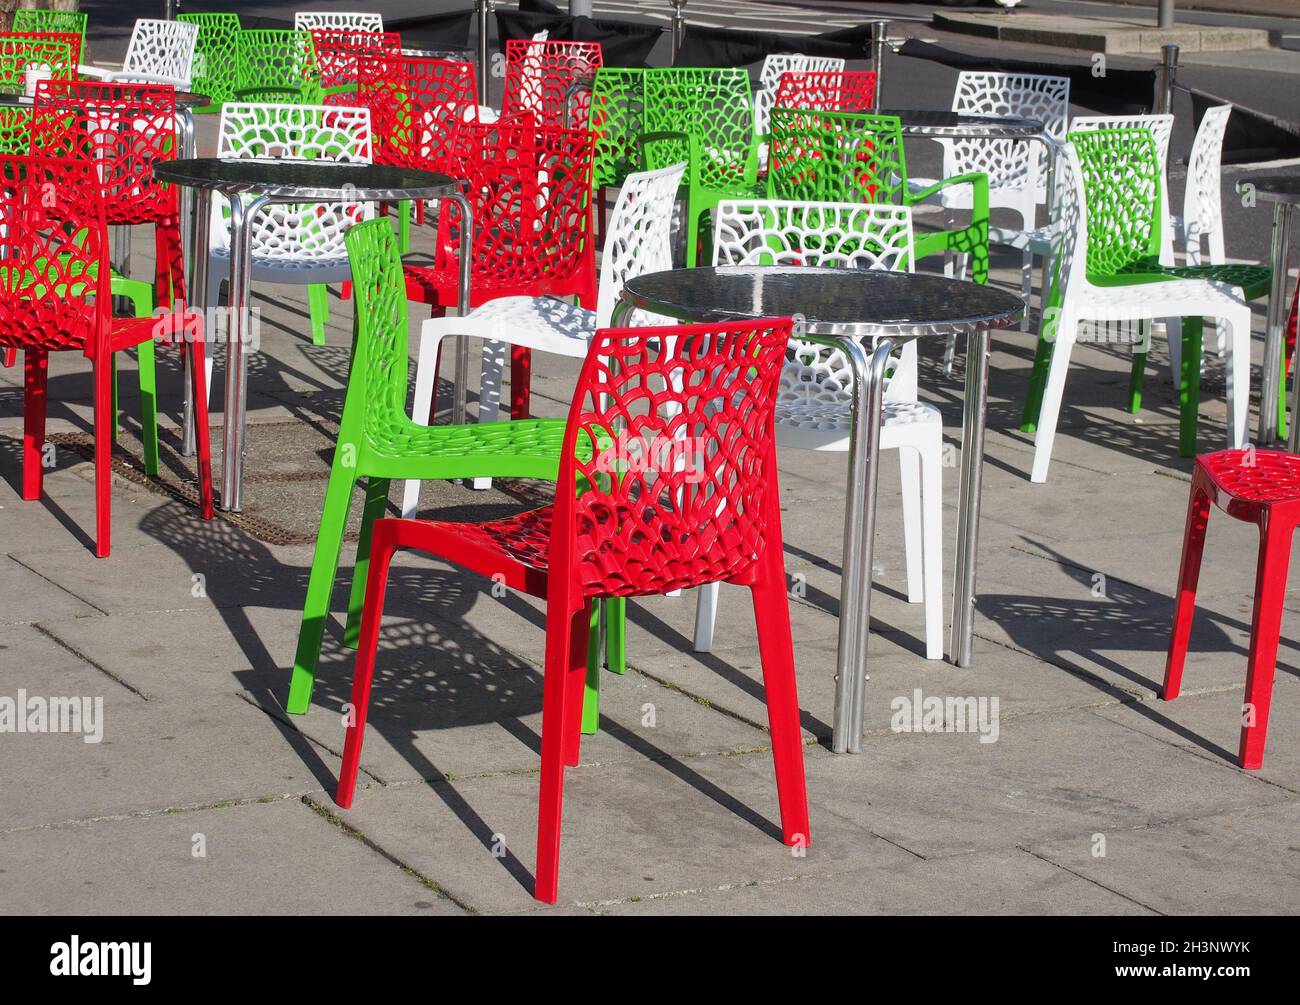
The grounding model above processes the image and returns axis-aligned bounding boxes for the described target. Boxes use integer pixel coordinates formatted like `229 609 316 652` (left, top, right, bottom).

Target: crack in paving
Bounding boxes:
31 622 150 700
7 553 110 616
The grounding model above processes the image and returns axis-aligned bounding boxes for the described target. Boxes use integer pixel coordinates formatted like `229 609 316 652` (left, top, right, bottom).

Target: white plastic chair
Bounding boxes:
294 12 384 32
1029 139 1251 484
79 18 199 87
1177 103 1233 266
692 200 944 660
400 162 687 514
909 72 1070 289
203 103 373 388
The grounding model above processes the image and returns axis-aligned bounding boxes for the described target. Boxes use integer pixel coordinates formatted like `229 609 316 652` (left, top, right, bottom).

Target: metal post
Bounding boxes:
1154 43 1179 115
671 0 687 65
477 0 492 107
164 0 179 19
871 21 889 111
1159 0 1176 29
570 0 593 15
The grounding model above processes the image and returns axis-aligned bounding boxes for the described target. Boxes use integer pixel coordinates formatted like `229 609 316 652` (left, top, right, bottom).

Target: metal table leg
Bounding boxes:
219 193 266 512
1261 202 1292 446
182 188 212 457
949 327 992 667
831 337 892 754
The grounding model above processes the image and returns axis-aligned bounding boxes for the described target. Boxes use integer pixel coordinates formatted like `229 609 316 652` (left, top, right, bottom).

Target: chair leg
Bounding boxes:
919 436 944 660
605 596 626 674
582 601 602 735
401 324 448 517
344 477 391 649
1226 310 1250 450
93 352 112 558
693 582 719 653
1019 248 1033 333
510 345 531 420
1163 478 1211 701
110 353 119 443
899 446 923 604
1240 518 1293 769
186 332 216 520
2 348 14 368
470 339 506 492
1166 315 1183 384
1127 320 1148 414
336 521 399 808
136 339 159 479
564 600 592 767
1179 317 1203 458
307 283 329 346
750 571 809 849
288 460 359 715
1029 318 1077 483
22 349 48 500
535 592 586 904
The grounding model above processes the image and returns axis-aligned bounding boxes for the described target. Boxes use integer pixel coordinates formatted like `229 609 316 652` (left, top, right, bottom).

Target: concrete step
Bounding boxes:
934 12 1272 55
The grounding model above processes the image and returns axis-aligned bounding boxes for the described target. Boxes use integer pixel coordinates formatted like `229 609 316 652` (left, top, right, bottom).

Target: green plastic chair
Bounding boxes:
12 9 87 54
640 68 761 267
589 67 646 193
767 106 991 284
234 29 323 105
1021 127 1269 457
288 217 613 722
178 12 241 110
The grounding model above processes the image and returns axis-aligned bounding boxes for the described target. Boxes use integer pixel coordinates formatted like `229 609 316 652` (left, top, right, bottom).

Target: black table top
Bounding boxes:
153 158 459 201
1240 174 1300 203
620 267 1024 338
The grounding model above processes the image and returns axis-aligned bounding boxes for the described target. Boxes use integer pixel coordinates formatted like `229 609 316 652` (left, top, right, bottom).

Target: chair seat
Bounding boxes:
109 310 201 353
403 263 542 308
361 414 569 479
775 398 941 451
465 296 595 356
1119 259 1271 301
1077 276 1248 321
1198 449 1300 514
210 248 353 284
908 175 1041 211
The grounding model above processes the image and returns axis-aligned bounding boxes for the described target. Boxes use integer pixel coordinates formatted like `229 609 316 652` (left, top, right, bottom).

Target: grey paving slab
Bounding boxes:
0 554 102 625
308 747 910 913
593 847 1153 916
1028 801 1300 915
0 797 464 915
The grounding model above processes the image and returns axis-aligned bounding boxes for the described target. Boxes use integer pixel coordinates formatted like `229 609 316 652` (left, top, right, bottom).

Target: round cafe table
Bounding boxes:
1238 174 1300 448
154 158 465 512
616 266 1023 753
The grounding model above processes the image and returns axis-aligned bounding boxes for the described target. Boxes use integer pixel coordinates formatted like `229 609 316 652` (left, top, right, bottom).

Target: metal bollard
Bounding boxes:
671 0 687 65
1159 0 1176 30
871 20 889 111
1154 43 1179 115
477 0 493 106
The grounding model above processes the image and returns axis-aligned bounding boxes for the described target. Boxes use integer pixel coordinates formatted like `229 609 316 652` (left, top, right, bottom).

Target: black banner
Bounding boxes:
895 39 1156 116
234 11 476 51
499 6 663 68
675 24 874 68
1188 87 1300 167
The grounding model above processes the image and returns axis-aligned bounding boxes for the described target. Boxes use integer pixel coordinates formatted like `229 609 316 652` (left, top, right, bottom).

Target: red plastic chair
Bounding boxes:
404 120 598 419
31 79 185 310
0 31 83 87
336 314 810 903
0 155 214 557
502 38 603 128
311 29 403 106
1164 448 1300 768
773 69 878 114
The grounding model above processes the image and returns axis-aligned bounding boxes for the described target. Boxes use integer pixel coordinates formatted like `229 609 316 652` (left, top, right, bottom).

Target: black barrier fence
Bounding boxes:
501 4 663 67
895 39 1155 116
1187 86 1300 167
675 24 875 68
236 11 476 51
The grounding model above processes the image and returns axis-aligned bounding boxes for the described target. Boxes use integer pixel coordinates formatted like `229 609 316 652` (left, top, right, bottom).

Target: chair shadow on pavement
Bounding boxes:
137 498 794 896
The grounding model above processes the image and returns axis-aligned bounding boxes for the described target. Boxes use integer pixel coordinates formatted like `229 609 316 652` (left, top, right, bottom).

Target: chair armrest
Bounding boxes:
907 171 989 219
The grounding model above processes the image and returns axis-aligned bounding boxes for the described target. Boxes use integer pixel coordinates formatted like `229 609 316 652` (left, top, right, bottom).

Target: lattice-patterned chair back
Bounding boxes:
754 53 845 139
1070 113 1175 263
312 29 402 103
774 71 877 114
122 18 199 86
31 80 179 230
502 38 603 128
1183 104 1232 265
643 68 754 192
214 103 374 263
179 12 242 105
295 11 384 33
590 67 645 190
12 10 87 51
712 199 918 403
595 161 686 327
438 121 597 300
357 54 477 172
0 154 110 357
948 72 1069 207
552 316 793 598
767 106 906 205
0 31 80 91
1068 127 1165 280
235 29 322 103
